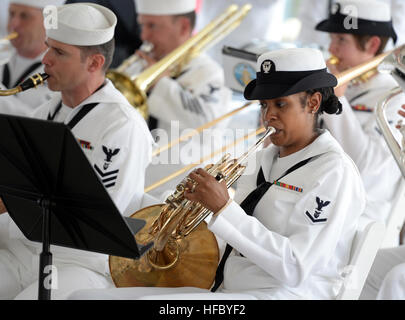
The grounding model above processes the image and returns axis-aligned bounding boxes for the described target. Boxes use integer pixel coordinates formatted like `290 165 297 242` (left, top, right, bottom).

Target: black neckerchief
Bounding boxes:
211 156 314 292
47 82 105 129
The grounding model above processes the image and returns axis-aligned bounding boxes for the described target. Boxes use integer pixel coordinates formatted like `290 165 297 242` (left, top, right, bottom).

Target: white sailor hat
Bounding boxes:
315 0 397 44
135 0 196 15
10 0 65 9
244 48 337 100
45 3 117 46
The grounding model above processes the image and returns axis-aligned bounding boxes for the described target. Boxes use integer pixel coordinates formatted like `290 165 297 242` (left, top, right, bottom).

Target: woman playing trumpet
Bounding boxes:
68 48 366 300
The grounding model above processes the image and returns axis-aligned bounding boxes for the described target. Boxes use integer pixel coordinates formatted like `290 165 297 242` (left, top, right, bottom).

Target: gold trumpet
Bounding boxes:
109 126 275 288
0 73 48 96
106 4 252 120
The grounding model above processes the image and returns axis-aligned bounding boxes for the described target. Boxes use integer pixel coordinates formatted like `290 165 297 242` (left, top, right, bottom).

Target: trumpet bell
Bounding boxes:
106 70 148 120
109 204 219 288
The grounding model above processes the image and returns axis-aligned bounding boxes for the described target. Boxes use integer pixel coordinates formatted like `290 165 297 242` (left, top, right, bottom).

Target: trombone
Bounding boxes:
106 4 252 120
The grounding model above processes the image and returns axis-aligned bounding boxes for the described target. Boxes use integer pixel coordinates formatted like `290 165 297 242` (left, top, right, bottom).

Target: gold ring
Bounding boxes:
191 183 197 193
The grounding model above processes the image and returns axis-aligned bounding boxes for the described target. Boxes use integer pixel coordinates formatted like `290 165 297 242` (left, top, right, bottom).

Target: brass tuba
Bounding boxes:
109 126 276 288
106 4 252 120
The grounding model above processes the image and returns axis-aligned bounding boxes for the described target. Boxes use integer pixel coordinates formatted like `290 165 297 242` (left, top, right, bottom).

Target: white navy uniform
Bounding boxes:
0 51 55 116
0 79 153 299
322 73 403 225
67 130 366 300
144 53 232 199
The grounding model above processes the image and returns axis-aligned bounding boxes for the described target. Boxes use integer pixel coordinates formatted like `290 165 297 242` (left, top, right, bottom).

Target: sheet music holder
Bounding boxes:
0 114 152 300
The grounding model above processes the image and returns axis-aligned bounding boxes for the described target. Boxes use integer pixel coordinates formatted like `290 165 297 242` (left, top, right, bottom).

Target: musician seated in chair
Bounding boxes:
129 0 233 201
0 3 153 300
314 0 404 228
68 48 367 300
0 0 64 116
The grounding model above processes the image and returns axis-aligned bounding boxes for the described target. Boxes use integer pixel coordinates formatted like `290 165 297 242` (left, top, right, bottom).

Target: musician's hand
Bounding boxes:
0 198 7 214
136 49 156 67
184 168 230 214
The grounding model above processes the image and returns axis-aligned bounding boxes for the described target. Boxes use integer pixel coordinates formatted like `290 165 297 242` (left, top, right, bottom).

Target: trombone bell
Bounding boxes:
106 70 148 120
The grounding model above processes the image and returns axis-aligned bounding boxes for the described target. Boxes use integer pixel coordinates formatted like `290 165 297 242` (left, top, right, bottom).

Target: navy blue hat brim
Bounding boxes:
243 71 337 101
315 18 397 44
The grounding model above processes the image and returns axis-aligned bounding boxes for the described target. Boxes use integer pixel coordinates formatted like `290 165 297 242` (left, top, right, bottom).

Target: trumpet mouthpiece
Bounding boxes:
328 55 340 65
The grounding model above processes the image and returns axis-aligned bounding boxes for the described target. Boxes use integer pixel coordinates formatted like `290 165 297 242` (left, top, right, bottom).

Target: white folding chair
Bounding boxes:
381 179 405 248
336 221 386 300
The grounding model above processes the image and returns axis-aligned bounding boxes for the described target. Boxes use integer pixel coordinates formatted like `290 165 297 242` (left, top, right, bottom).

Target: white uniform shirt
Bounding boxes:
208 130 366 299
4 79 153 275
0 51 55 116
145 53 233 198
322 73 403 224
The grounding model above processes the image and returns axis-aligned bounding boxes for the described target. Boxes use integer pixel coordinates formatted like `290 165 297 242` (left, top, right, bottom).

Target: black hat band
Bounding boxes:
257 69 328 85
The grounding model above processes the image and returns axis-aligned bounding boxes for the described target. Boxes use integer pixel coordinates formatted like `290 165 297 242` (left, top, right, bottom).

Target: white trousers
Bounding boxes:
0 245 114 300
0 213 114 300
0 247 113 300
360 245 405 300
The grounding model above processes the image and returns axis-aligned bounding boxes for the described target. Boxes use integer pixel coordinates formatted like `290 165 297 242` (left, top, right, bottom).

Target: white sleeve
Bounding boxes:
147 63 232 129
208 160 365 287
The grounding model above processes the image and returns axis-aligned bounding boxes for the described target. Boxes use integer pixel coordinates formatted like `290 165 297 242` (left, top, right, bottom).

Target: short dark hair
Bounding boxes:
77 38 115 72
352 34 389 56
172 11 196 31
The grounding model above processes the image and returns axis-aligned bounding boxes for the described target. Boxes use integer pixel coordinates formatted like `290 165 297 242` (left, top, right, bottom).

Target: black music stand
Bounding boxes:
0 114 152 300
